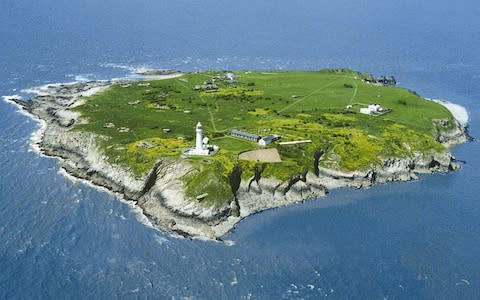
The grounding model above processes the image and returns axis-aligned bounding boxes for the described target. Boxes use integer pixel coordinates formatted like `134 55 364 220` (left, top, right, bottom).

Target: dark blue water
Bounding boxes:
1 1 480 298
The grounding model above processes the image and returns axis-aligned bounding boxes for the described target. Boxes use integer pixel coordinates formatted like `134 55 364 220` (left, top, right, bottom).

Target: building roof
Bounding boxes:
260 134 280 143
231 129 260 140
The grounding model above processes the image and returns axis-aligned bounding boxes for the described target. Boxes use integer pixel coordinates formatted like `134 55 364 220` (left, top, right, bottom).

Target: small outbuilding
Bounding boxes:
258 134 281 146
360 103 389 115
225 72 237 83
376 75 396 86
385 76 396 85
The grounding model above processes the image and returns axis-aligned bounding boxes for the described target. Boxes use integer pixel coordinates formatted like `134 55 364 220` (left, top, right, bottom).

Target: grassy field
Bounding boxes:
73 69 454 205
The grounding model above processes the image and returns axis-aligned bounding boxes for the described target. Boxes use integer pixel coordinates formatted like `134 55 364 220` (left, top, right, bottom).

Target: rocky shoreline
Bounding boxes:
5 80 470 240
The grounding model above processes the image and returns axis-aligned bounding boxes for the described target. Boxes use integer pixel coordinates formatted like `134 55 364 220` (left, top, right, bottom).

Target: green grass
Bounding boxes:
72 69 455 205
181 161 233 208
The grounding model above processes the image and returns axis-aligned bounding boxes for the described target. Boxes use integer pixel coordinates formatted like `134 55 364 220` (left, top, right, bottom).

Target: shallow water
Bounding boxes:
1 0 480 298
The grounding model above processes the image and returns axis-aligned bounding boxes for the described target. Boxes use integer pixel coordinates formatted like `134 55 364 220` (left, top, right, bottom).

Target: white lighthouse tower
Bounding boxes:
195 122 203 151
185 121 215 156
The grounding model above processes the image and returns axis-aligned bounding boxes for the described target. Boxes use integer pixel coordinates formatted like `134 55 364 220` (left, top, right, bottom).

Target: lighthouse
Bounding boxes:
184 121 219 156
195 122 203 151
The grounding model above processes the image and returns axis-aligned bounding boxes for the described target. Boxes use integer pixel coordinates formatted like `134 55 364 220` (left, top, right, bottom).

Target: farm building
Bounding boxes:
258 134 281 146
231 130 261 142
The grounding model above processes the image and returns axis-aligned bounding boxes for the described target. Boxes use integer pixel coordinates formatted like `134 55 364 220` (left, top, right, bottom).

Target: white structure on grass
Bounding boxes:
185 122 219 156
258 134 281 146
225 72 237 83
360 103 384 115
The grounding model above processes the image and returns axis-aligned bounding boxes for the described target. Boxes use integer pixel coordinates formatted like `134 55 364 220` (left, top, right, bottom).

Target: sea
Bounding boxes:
1 0 479 299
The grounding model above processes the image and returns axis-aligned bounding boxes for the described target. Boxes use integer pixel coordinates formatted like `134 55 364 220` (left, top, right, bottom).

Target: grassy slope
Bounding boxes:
73 69 454 206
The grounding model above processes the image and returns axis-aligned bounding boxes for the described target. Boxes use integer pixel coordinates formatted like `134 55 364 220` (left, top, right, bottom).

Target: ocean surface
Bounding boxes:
1 1 480 298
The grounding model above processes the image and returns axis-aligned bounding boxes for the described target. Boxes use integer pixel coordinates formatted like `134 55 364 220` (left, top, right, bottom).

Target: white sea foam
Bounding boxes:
101 62 163 76
1 95 48 154
21 84 55 96
21 82 75 96
58 167 116 194
74 74 92 82
133 67 151 74
100 62 183 80
230 272 238 286
111 72 183 83
455 279 470 286
29 118 47 154
2 95 23 102
427 98 469 125
154 235 169 245
223 240 236 246
100 62 136 71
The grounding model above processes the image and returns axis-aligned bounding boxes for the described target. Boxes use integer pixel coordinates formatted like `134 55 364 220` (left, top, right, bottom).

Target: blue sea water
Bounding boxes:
1 0 480 298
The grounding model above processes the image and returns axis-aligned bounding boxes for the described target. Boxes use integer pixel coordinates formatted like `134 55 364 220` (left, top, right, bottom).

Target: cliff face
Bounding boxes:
21 82 145 199
13 82 469 240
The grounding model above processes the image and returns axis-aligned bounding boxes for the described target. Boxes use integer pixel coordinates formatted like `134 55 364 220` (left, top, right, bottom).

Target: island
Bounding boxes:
9 69 469 240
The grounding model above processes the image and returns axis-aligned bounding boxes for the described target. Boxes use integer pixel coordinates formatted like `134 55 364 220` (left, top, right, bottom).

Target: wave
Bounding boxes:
100 62 137 71
21 82 76 96
1 95 48 154
100 62 179 77
427 98 469 125
2 95 23 102
100 62 153 74
75 75 92 82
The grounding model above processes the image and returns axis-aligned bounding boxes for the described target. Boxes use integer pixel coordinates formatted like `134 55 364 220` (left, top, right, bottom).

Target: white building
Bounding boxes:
225 72 236 83
258 134 281 146
360 103 384 115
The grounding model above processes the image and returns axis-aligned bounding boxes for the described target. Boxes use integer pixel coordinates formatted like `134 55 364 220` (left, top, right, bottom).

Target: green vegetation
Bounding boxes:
181 160 233 207
73 69 455 205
